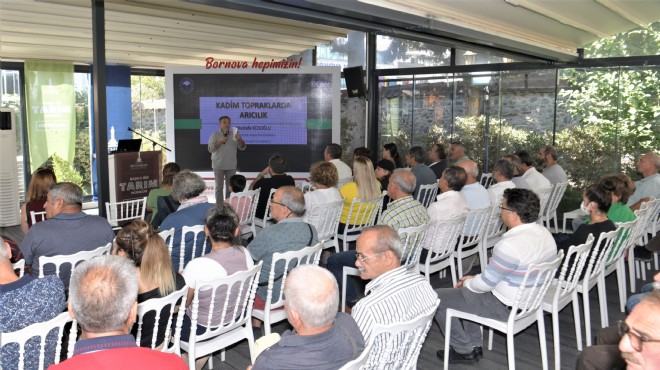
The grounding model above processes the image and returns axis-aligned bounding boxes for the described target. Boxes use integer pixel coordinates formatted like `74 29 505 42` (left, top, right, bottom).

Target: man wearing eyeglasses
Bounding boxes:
619 290 660 369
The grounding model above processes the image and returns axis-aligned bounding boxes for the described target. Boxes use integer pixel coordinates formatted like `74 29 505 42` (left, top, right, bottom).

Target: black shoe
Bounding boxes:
436 346 480 364
474 346 483 358
635 246 653 262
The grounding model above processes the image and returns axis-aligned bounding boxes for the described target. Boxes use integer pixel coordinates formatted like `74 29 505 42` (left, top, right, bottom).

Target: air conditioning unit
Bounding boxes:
0 109 20 227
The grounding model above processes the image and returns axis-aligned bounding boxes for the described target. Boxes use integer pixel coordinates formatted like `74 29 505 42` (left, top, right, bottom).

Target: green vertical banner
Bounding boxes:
24 60 75 170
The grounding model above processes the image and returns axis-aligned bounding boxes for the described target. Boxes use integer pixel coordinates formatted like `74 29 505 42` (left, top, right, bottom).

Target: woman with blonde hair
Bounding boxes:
338 156 381 229
20 167 57 234
114 219 185 348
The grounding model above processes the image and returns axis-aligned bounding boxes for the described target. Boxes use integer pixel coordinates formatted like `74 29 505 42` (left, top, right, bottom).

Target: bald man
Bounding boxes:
628 152 660 212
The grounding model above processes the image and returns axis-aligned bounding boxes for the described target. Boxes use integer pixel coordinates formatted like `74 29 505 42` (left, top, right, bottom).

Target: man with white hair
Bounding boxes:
627 151 660 211
0 236 65 370
456 159 491 272
250 265 364 370
50 255 187 369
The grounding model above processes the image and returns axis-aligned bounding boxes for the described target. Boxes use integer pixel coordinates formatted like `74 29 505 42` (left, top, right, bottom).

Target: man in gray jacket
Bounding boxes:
208 115 246 202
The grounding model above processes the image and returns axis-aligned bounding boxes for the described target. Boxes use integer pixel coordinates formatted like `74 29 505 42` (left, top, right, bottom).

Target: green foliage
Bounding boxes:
45 154 84 189
131 76 165 101
73 129 91 193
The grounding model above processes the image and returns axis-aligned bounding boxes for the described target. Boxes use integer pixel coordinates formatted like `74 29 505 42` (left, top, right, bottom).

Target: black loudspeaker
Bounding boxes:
343 66 366 98
0 111 11 130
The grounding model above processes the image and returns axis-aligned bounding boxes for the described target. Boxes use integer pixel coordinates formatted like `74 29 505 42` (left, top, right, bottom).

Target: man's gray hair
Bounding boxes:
171 170 206 201
49 182 83 206
69 255 138 333
493 159 514 180
0 236 8 260
278 186 306 217
391 169 416 194
365 225 402 260
285 265 338 329
647 152 660 171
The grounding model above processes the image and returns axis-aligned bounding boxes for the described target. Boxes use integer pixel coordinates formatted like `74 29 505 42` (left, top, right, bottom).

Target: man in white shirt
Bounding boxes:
517 150 551 190
488 159 516 205
538 145 568 185
457 159 491 216
627 152 660 211
324 143 353 186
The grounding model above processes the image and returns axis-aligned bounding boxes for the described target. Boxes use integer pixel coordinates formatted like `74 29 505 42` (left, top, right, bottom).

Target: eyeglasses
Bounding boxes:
499 205 515 212
618 320 660 352
356 252 383 263
270 199 287 208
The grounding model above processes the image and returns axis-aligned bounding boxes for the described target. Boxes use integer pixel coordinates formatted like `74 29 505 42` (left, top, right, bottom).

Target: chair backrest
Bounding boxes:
552 234 595 304
544 181 568 215
12 259 25 277
535 185 554 221
581 229 620 284
188 262 262 343
299 181 314 193
259 188 277 226
398 223 430 270
480 172 493 188
38 242 113 283
0 312 76 369
264 243 323 310
344 194 385 234
158 227 175 258
484 198 505 240
422 215 466 263
510 251 563 320
304 199 344 243
30 210 47 225
135 285 188 352
457 205 491 250
228 189 260 231
605 219 637 268
631 198 658 246
415 184 438 208
105 197 148 229
356 300 440 370
177 225 208 272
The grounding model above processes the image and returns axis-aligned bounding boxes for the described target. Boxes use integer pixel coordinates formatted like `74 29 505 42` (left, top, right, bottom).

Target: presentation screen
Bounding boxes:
165 67 340 173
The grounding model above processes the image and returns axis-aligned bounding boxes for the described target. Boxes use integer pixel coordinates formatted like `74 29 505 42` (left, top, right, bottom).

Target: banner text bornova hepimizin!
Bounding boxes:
205 57 303 72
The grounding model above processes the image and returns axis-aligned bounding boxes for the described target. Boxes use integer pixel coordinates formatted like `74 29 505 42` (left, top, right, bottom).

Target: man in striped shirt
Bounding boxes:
434 188 557 364
351 225 437 364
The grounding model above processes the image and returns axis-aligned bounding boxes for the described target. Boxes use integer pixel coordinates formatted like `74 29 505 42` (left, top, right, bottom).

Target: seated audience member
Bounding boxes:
249 154 296 219
537 145 568 185
250 265 365 370
303 161 343 226
325 143 353 186
180 205 253 369
422 166 469 261
338 156 382 233
50 255 187 370
247 186 318 331
556 183 616 279
113 219 185 348
503 154 530 189
160 170 214 271
20 167 57 234
0 236 65 370
381 143 402 169
435 188 557 364
374 159 395 211
21 182 114 288
449 142 469 165
627 151 660 211
517 150 552 190
224 174 252 220
598 174 636 223
352 226 437 354
487 159 517 204
428 143 448 179
353 146 373 165
146 162 180 226
406 146 437 199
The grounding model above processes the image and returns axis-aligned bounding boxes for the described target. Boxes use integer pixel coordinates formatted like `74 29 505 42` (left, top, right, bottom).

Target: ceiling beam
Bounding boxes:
593 0 649 28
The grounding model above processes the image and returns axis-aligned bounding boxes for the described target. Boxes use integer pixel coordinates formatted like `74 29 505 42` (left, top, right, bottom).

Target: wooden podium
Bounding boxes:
108 151 162 203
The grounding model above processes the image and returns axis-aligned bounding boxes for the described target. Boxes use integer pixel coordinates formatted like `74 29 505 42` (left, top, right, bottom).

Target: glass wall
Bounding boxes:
131 75 166 155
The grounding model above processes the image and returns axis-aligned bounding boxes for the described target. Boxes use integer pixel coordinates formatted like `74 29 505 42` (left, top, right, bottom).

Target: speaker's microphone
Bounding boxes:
222 130 228 137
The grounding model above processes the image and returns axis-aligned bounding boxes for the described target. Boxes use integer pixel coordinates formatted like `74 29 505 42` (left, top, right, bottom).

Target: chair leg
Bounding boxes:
457 251 463 280
552 310 561 370
444 312 452 370
538 311 549 370
616 265 627 313
449 259 457 288
628 251 637 293
506 332 516 370
597 277 608 328
488 328 494 350
572 296 583 351
655 253 659 270
583 291 592 347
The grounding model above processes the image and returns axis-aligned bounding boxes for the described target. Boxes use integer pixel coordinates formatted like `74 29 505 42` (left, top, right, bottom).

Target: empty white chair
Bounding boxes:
456 205 491 279
304 199 344 253
252 243 323 335
632 198 660 283
444 252 563 370
227 188 260 239
600 219 637 318
180 263 262 368
174 225 209 273
542 235 594 370
30 210 47 226
535 185 554 223
158 227 175 258
337 195 385 252
398 223 431 271
415 183 438 208
253 188 276 233
418 215 466 285
105 197 148 230
480 172 493 188
343 300 439 370
38 243 113 286
0 312 77 370
135 285 188 352
540 181 568 233
12 259 25 277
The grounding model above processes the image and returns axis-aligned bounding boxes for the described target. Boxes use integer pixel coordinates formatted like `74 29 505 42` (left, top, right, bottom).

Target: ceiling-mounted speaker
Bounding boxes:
343 66 366 98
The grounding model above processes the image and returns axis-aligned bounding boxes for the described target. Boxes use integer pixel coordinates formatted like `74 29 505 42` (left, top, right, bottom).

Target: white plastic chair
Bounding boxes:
479 172 494 188
0 312 78 369
135 285 188 352
540 181 568 233
479 198 506 268
227 188 260 239
175 225 209 273
252 243 323 335
180 262 262 368
304 199 344 253
337 195 385 252
600 219 637 318
456 205 491 279
398 223 431 271
418 215 466 285
415 183 438 208
542 235 594 370
444 251 563 370
158 227 175 258
632 198 660 282
12 259 25 277
341 300 440 370
535 185 554 223
575 228 620 346
38 242 113 285
105 197 147 230
30 210 47 225
253 188 276 233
